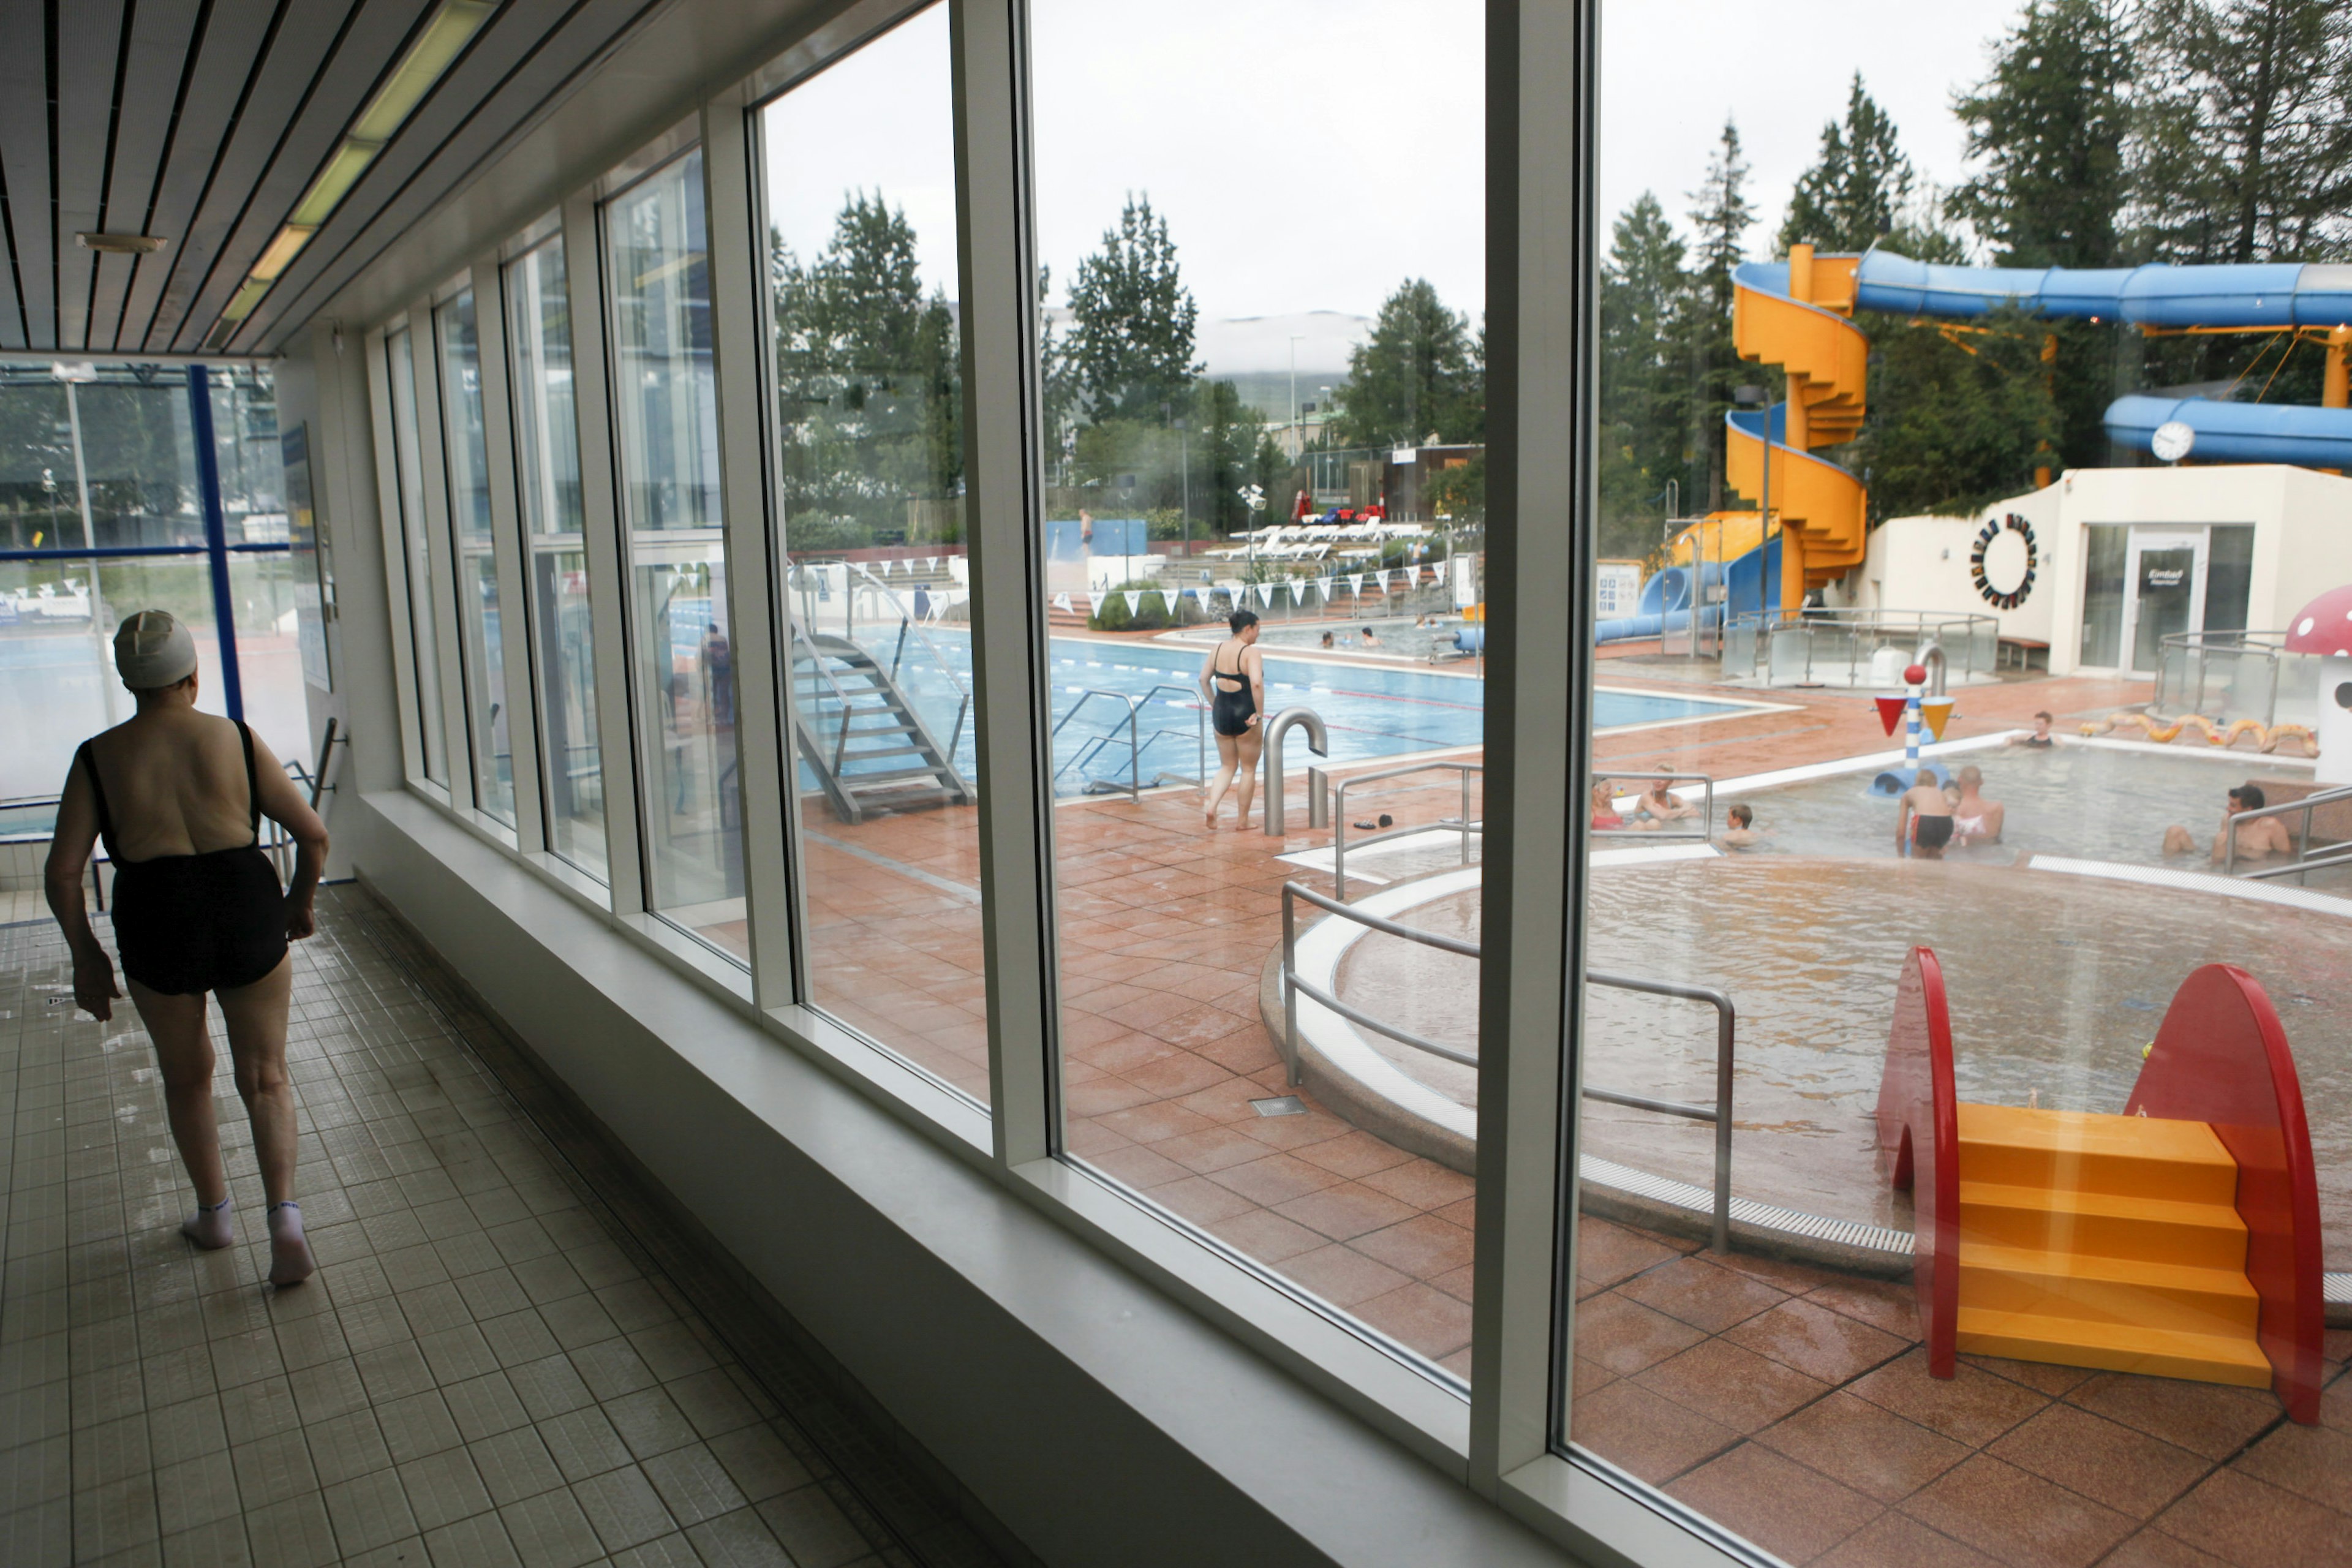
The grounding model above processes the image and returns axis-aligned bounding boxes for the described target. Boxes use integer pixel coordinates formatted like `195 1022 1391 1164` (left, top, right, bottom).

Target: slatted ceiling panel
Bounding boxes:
149 0 361 351
53 0 130 351
115 0 283 352
0 158 25 348
88 0 205 350
239 0 660 352
165 0 436 352
0 0 53 349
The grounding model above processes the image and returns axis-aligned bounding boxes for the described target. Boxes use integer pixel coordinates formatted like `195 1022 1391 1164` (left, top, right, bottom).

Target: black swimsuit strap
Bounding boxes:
77 741 118 860
1212 644 1248 687
237 722 260 840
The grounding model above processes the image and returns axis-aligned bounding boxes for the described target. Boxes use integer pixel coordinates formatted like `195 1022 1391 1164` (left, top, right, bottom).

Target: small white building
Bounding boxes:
1827 465 2352 679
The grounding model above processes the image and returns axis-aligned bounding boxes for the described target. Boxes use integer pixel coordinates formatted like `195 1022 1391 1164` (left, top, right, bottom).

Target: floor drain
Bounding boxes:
1250 1095 1306 1117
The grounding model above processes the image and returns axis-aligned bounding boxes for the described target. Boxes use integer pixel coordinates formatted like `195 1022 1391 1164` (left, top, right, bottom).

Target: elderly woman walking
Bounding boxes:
45 611 330 1286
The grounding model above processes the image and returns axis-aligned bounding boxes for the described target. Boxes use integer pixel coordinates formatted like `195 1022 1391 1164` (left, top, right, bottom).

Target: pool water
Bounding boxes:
1191 616 1477 663
826 631 1746 795
1725 741 2338 877
1338 856 2352 1257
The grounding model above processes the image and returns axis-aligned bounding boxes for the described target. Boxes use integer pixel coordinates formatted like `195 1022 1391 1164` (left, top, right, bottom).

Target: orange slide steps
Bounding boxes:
1950 1104 2272 1387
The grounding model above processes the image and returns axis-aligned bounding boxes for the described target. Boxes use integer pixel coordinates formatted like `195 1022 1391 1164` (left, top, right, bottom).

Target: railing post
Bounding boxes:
1713 995 1735 1254
1281 886 1302 1085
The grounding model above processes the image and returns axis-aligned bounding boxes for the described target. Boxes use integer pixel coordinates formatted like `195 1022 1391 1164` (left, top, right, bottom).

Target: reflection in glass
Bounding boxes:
1567 7 2342 1554
605 150 744 954
436 290 515 824
386 329 450 785
1032 0 1485 1378
761 6 989 1101
507 239 606 879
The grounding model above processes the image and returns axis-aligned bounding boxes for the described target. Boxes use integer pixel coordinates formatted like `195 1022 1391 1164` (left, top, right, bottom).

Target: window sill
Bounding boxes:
1501 1449 1760 1568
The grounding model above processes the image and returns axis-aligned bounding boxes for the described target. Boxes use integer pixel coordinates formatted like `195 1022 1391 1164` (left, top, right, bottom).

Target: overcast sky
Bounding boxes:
761 2 2035 368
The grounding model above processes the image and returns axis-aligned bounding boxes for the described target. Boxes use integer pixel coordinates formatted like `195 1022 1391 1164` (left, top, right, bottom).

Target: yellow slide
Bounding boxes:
1728 246 1871 606
1950 1103 2272 1387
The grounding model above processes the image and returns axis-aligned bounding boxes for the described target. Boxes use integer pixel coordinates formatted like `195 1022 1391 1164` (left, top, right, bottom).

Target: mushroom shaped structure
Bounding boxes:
2288 585 2352 785
2287 584 2352 657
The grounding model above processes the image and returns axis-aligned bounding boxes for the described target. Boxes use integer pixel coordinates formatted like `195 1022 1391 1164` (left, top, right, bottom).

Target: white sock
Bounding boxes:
266 1201 315 1287
181 1196 235 1250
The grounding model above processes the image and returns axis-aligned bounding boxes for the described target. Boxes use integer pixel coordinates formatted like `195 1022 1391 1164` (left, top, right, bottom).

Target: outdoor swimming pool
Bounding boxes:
843 632 1751 795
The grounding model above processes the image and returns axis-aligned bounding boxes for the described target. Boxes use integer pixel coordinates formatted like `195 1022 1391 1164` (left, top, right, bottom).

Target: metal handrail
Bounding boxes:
790 558 974 758
1724 606 1996 686
1261 706 1330 835
1278 880 1737 1251
1331 761 1482 899
2224 783 2352 880
1051 685 1204 802
1591 771 1716 841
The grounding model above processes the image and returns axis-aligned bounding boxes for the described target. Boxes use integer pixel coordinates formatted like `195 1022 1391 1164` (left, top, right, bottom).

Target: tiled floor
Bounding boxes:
0 888 1005 1568
1569 1216 2352 1567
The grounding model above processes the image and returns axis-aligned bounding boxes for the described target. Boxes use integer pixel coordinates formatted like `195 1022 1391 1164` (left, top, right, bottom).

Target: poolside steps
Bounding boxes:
789 629 973 824
1950 1103 2269 1388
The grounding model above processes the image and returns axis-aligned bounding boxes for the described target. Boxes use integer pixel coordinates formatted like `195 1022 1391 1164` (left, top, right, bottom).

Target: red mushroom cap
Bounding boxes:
2286 585 2352 655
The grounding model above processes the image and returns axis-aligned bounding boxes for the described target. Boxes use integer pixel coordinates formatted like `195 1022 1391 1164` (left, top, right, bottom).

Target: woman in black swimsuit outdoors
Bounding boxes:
1199 608 1268 828
45 611 331 1287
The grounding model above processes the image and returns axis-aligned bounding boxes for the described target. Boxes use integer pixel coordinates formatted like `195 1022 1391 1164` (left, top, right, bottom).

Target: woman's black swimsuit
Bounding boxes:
1210 646 1257 738
79 723 287 995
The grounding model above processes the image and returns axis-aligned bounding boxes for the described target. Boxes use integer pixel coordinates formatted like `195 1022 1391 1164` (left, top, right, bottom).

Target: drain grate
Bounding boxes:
1250 1095 1308 1117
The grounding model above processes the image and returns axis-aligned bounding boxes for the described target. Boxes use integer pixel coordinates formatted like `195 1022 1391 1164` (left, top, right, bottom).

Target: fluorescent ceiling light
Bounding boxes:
222 279 273 323
249 226 317 282
290 141 381 228
350 0 496 144
75 232 167 255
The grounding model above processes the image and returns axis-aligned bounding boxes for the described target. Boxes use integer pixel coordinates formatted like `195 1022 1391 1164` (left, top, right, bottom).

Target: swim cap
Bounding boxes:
114 609 198 690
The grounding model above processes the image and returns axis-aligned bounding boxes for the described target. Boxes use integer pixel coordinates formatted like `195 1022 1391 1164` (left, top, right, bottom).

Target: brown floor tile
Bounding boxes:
1814 1510 2002 1567
1570 1379 1738 1486
1572 1219 1686 1294
1956 1353 2097 1398
1904 1455 2137 1568
1202 1208 1329 1265
1349 1284 1472 1360
1273 1244 1412 1310
2230 1418 2352 1514
1347 1215 1474 1279
2064 1375 2282 1462
1666 1442 1880 1564
1805 1277 1920 1340
1572 1292 1709 1378
1847 1348 2051 1447
1725 1298 1909 1386
1616 1254 1789 1334
1355 1159 1476 1210
2154 1468 2352 1567
2100 1528 2233 1568
1988 1404 2212 1520
1289 1131 1417 1179
1204 1153 1344 1207
1272 1181 1423 1242
1636 1339 1833 1435
1755 1390 1972 1504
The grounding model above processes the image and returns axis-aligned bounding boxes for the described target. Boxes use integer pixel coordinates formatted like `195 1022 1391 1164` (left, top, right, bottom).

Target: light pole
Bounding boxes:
1288 334 1305 458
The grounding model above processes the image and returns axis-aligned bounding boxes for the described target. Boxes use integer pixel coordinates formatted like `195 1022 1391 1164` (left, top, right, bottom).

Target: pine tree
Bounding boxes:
1684 119 1755 511
2134 0 2352 263
1065 195 1201 426
1947 0 2133 269
1597 192 1692 559
1777 75 1915 255
1329 279 1480 449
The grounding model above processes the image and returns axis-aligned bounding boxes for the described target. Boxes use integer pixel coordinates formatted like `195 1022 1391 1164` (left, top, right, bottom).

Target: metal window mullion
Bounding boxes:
1469 0 1595 1494
363 328 430 786
473 258 548 852
564 190 648 915
950 0 1058 1164
699 90 797 1009
410 301 477 815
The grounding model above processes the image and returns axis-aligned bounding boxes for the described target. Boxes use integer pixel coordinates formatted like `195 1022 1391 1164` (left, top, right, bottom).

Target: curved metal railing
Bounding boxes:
1330 761 1482 899
2225 783 2352 882
1278 879 1738 1250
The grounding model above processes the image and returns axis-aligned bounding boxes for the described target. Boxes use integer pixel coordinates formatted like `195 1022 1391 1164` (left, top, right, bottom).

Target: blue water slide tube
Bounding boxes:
1591 539 1781 644
1855 251 2352 466
2106 395 2352 468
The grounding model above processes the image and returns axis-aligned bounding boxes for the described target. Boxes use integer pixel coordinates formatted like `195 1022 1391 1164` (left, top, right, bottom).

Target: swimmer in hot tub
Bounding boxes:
1896 773 1956 858
2163 784 2293 864
1717 804 1765 849
1950 766 2005 846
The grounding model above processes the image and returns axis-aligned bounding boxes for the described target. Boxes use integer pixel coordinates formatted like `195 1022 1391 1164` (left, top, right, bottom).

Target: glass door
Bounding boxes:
2120 527 2206 674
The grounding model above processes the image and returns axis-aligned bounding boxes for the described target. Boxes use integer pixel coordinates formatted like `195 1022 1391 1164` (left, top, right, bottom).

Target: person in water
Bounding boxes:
1199 608 1268 829
1359 625 1381 647
2163 783 2294 863
45 611 331 1287
1896 770 1956 858
1950 765 2005 845
1637 776 1698 822
1319 630 1335 648
2010 710 2055 748
1590 779 1629 831
1717 803 1765 849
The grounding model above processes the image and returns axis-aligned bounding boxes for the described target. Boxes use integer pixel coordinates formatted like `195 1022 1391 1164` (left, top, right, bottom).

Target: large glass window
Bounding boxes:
507 237 606 880
436 289 516 824
386 328 450 786
1033 0 1487 1378
760 7 989 1101
605 149 745 954
1566 7 2343 1559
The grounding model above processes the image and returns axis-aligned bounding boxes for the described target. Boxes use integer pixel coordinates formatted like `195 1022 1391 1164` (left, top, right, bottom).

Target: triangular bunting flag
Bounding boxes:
1125 591 1144 617
1079 593 1096 616
1349 574 1364 596
1158 590 1178 615
1255 582 1276 607
1053 592 1074 613
925 557 939 573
